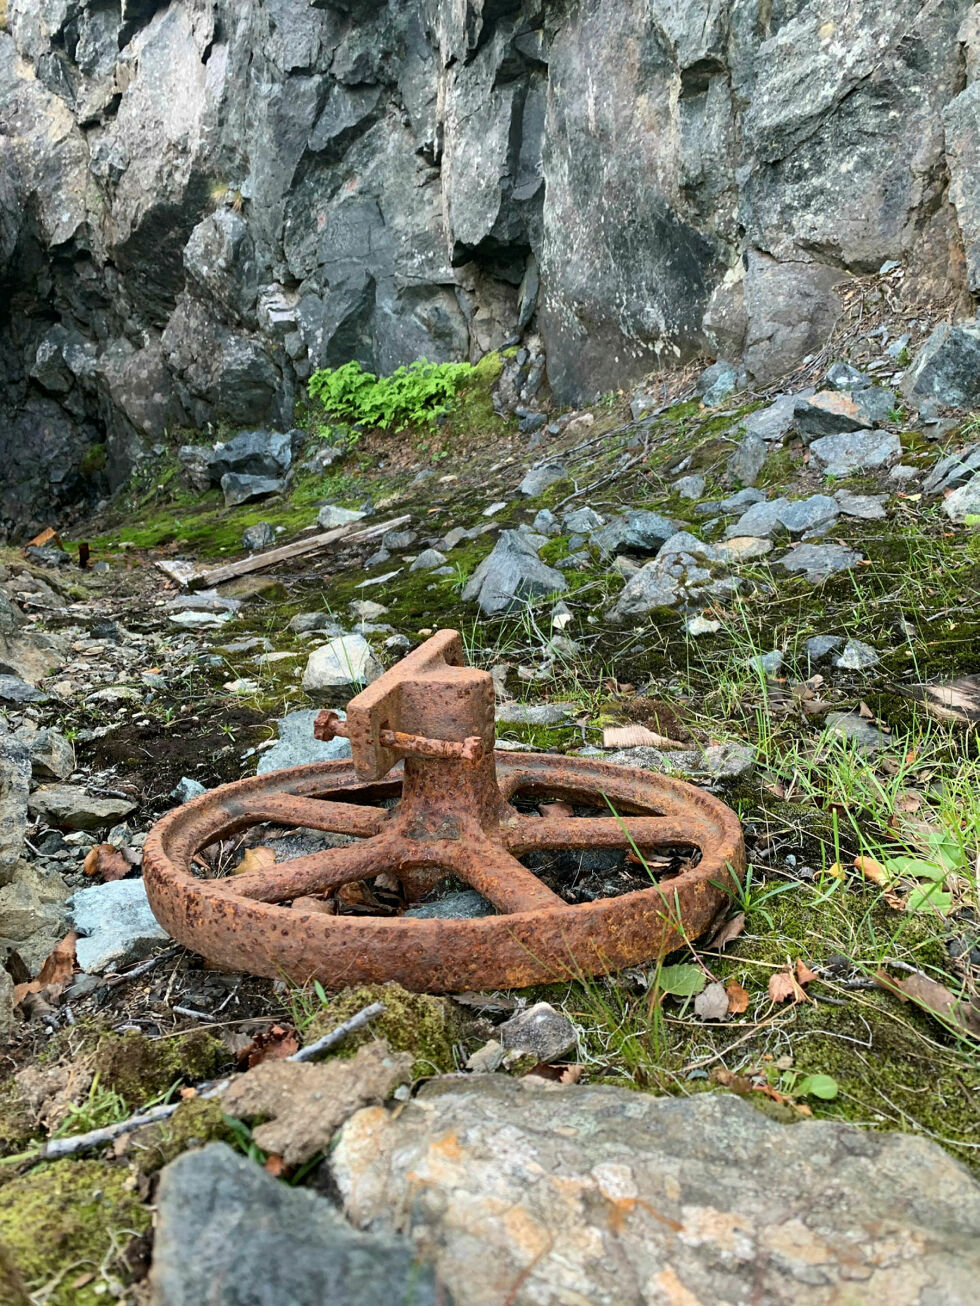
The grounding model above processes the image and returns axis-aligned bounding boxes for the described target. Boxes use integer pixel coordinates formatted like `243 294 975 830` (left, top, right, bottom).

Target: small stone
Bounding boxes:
288 612 344 636
28 785 137 832
69 877 171 972
257 709 352 774
23 728 74 781
922 444 980 495
317 504 366 530
562 506 605 534
532 508 560 536
384 634 411 652
241 521 276 552
824 361 871 391
825 712 890 752
685 615 721 636
728 433 767 486
171 777 206 803
495 702 574 727
776 543 862 581
943 477 980 522
349 600 388 621
519 463 565 497
715 536 773 562
498 1001 578 1063
592 510 676 557
808 430 902 477
795 387 896 437
743 392 807 444
695 487 765 516
701 741 756 780
673 474 706 499
834 639 879 670
725 495 838 539
887 463 919 483
382 529 417 550
404 890 495 920
805 635 844 664
834 491 887 520
169 609 234 629
462 531 567 616
302 636 383 699
695 360 739 406
220 473 285 508
409 549 448 573
749 650 783 676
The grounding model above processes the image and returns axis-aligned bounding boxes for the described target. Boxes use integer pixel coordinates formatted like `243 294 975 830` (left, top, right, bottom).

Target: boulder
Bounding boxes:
903 322 980 409
462 532 567 616
208 430 293 484
69 878 171 973
302 636 383 699
808 430 902 478
150 1143 447 1306
331 1079 980 1306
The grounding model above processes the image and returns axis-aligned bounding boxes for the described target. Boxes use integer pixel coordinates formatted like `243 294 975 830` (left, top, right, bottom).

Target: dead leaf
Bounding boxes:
235 1023 301 1069
707 912 746 951
795 960 819 986
858 701 874 719
27 527 62 550
220 1039 412 1166
853 855 889 886
768 968 809 1004
233 846 277 876
694 981 729 1022
559 1064 584 1084
874 970 980 1041
263 1154 287 1177
602 724 688 749
538 801 575 819
725 979 750 1014
83 843 131 882
13 931 77 1006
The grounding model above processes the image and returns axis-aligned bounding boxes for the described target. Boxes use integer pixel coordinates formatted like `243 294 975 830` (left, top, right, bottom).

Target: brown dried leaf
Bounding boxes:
13 931 77 1006
707 912 746 951
602 724 688 749
858 701 874 719
795 960 819 986
768 968 809 1005
83 843 131 882
219 1039 412 1166
233 846 277 876
874 970 980 1041
725 979 750 1014
235 1023 301 1069
538 800 575 819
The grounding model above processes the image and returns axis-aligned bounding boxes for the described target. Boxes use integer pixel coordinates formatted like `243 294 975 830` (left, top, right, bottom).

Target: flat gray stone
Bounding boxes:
220 473 285 508
317 504 366 529
672 474 705 500
562 506 605 534
257 709 352 774
69 877 171 973
701 740 756 780
241 521 276 551
805 635 844 663
302 635 383 699
835 490 887 520
726 495 838 539
825 712 891 752
609 532 740 621
743 391 809 443
795 387 896 437
331 1079 980 1306
695 487 765 516
498 1001 578 1063
495 702 575 727
824 361 871 391
695 360 739 405
27 784 137 831
0 674 47 704
151 1144 446 1306
729 432 767 486
171 776 206 803
288 612 344 636
462 531 567 616
777 544 862 581
409 548 448 572
808 429 902 477
943 477 980 523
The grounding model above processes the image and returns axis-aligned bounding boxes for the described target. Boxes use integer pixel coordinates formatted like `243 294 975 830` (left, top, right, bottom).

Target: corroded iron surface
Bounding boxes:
144 630 745 992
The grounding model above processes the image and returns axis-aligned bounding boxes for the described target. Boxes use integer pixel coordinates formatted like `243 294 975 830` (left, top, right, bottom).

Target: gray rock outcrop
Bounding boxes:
1 1 977 530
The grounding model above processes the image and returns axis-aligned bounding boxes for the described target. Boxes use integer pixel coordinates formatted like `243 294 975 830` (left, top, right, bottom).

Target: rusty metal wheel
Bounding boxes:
143 749 744 993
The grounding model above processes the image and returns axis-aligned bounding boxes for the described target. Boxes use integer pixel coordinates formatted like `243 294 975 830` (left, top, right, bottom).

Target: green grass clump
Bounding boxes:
309 358 474 433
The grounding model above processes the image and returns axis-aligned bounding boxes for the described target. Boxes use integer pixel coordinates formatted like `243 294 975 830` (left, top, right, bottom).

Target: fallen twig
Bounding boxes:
17 1001 387 1163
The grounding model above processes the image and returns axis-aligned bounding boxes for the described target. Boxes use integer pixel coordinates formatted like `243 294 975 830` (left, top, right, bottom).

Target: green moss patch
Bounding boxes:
128 1098 236 1175
306 983 459 1078
0 1161 149 1305
91 1030 228 1110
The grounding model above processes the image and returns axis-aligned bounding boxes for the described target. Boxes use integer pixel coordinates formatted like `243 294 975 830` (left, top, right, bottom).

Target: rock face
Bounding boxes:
1 0 976 530
331 1077 980 1306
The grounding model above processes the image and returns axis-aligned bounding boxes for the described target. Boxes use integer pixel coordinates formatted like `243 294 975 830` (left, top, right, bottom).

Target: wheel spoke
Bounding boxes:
507 815 711 855
235 793 387 839
221 840 385 903
453 840 568 914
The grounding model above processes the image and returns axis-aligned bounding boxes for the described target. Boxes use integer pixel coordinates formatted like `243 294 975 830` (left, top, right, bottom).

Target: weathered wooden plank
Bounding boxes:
154 515 410 589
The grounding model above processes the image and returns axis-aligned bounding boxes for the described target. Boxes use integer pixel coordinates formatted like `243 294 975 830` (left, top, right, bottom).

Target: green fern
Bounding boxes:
308 358 473 433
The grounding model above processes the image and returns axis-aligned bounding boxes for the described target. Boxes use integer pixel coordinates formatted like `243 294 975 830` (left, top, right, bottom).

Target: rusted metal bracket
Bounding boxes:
144 630 745 992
